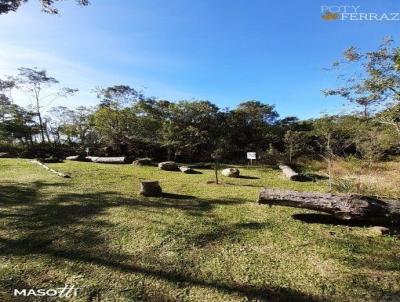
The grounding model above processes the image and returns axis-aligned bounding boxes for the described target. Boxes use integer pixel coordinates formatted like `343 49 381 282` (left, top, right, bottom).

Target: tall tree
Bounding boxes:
14 67 77 143
49 106 94 145
224 101 279 158
95 85 143 109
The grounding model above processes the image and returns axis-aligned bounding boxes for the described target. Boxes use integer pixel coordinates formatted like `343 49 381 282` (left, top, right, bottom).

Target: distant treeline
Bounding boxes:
0 82 399 163
1 37 400 163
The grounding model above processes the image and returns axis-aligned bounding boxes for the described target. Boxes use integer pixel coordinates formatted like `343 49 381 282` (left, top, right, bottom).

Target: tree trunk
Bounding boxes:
34 88 45 144
278 164 302 181
258 188 400 224
214 160 219 184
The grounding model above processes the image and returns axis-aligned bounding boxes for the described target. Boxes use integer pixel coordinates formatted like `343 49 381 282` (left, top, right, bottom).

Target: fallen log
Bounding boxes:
258 188 400 224
278 164 302 181
66 155 90 161
31 160 70 178
88 156 130 164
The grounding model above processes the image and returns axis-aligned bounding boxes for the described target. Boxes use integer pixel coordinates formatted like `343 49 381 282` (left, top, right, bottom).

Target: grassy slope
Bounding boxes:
0 159 399 302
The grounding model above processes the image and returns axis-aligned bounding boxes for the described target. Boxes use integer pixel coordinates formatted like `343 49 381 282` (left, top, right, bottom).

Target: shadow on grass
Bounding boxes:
0 238 324 302
238 175 260 180
160 192 196 199
292 213 399 230
183 170 203 174
221 182 264 188
0 181 323 302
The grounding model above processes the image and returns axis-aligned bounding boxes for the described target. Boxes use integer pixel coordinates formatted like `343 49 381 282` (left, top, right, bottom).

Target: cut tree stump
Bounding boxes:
278 164 302 181
258 188 400 225
140 180 162 197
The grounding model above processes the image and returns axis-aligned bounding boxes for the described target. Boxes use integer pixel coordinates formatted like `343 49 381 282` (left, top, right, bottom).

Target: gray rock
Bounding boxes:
132 158 153 166
368 226 390 236
158 161 179 171
179 166 195 173
221 168 240 178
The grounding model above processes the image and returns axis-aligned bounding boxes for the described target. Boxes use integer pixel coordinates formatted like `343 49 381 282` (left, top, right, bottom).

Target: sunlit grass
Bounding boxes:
0 159 399 301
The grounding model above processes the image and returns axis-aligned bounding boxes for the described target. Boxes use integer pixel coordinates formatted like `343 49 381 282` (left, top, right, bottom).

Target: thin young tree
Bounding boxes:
323 36 400 118
312 116 340 191
14 67 77 143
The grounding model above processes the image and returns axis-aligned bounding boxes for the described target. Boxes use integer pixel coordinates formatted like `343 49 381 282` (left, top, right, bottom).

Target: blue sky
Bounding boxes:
0 0 400 118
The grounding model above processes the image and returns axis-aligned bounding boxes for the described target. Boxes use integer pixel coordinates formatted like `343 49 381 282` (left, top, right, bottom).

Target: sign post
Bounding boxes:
247 152 256 165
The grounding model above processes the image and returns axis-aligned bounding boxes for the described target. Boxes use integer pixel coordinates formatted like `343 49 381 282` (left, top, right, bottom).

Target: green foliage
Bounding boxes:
0 0 89 15
324 36 400 116
283 130 309 163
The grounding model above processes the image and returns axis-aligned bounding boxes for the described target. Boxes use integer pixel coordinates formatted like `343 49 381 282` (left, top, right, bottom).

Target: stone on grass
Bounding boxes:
179 166 195 173
0 152 9 158
158 161 179 171
132 158 153 166
368 226 390 236
140 180 162 197
221 168 240 177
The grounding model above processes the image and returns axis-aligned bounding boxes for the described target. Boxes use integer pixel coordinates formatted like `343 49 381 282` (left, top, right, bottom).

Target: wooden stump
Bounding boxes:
140 180 162 197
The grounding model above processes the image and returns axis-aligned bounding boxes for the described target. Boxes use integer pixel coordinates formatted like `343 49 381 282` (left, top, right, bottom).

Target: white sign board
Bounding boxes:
247 152 256 160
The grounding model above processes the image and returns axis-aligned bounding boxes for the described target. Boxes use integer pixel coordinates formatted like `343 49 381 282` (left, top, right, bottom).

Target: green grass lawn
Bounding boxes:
0 159 399 301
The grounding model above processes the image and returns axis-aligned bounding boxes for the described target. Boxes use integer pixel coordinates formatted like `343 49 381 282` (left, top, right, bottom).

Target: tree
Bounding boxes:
323 37 400 117
13 67 77 143
223 101 279 159
93 85 144 153
48 106 94 146
0 0 89 15
376 103 400 138
160 100 220 161
0 103 39 145
95 85 143 109
284 130 307 163
311 116 341 191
